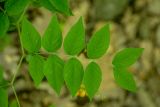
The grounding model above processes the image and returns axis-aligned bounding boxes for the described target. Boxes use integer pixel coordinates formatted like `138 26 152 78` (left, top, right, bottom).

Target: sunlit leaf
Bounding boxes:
113 67 137 92
112 48 144 68
83 62 102 100
87 24 110 59
64 17 85 55
28 55 45 86
42 15 62 52
21 18 41 53
44 55 64 95
63 57 84 96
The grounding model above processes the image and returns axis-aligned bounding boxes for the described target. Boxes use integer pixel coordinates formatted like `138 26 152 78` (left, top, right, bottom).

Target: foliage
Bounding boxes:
64 57 84 96
63 17 85 55
43 55 64 95
83 62 102 100
0 0 144 106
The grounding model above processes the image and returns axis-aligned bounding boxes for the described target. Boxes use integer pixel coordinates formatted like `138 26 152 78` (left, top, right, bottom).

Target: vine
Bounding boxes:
0 0 144 107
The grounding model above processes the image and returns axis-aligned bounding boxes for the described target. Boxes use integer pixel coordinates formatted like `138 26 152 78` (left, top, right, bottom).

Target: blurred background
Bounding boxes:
0 0 160 107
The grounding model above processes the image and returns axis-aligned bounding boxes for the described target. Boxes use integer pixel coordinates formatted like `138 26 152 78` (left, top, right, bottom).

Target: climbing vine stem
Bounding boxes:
10 5 28 106
9 24 25 107
12 85 21 107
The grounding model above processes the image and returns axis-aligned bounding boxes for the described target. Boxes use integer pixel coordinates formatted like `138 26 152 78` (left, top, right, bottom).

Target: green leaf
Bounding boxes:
8 13 22 25
43 55 64 95
5 0 30 16
63 57 84 96
87 24 110 59
21 18 41 53
0 65 8 89
0 12 9 38
113 67 137 92
0 66 3 81
49 105 55 107
50 0 72 15
112 48 144 68
83 62 102 100
0 34 11 51
0 80 9 88
42 15 62 52
10 100 18 107
64 17 85 55
28 55 44 86
38 0 57 13
0 88 8 107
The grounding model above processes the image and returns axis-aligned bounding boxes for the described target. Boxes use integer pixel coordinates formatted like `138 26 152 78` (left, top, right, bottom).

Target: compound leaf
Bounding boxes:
21 18 41 53
83 62 102 100
0 12 9 38
0 88 8 107
50 0 72 15
28 55 45 86
42 15 62 52
63 57 84 96
87 24 110 59
64 17 85 55
112 48 144 68
113 67 137 92
44 55 64 95
5 0 30 16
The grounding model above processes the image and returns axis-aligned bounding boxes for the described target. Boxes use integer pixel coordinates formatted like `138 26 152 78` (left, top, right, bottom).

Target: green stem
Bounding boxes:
9 3 30 107
17 24 25 55
11 55 24 85
12 85 21 107
10 10 26 106
16 5 29 24
10 24 25 107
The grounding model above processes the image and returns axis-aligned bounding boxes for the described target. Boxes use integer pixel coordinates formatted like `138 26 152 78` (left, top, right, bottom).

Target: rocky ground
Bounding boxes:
0 0 160 107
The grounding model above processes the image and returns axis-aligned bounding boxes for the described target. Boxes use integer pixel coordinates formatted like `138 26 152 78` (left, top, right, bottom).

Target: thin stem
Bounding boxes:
16 4 29 24
36 52 74 58
0 7 6 14
10 23 25 107
10 19 25 107
17 24 25 55
12 85 21 107
9 4 29 107
11 55 24 85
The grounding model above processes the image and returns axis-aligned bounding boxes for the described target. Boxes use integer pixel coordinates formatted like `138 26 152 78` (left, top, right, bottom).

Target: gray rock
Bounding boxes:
121 9 140 40
139 40 153 73
135 0 148 11
137 88 157 107
154 48 160 75
93 0 129 20
110 22 127 49
138 18 151 39
156 25 160 47
148 0 160 15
